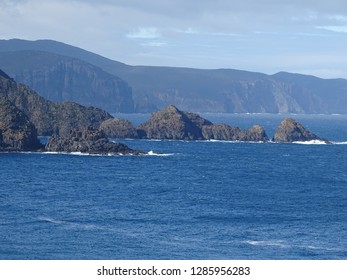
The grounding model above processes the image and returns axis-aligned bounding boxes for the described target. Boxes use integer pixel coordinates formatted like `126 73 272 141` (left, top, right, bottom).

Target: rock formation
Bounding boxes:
45 127 143 155
273 118 327 143
0 95 42 151
137 105 212 140
0 69 113 136
100 118 138 138
137 105 269 142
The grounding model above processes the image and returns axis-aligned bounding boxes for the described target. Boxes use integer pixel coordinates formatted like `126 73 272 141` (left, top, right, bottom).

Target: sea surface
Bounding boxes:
0 114 346 260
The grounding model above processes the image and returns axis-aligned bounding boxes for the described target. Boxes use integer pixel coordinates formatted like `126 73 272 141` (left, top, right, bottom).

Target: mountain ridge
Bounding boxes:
1 39 347 114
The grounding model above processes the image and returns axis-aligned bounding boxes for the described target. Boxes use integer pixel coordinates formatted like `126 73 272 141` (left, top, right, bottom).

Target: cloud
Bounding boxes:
1 0 347 78
126 27 161 39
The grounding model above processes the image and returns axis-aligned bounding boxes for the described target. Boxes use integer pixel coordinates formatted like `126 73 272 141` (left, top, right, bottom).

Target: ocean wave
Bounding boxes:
145 150 174 156
332 141 347 145
37 216 103 231
243 240 288 248
292 140 328 145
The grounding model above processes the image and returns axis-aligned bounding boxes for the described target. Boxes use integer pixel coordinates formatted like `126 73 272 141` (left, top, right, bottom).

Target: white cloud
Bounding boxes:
317 25 347 33
126 27 162 39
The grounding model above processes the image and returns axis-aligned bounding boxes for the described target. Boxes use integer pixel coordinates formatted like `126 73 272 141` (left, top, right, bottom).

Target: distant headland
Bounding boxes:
0 69 328 155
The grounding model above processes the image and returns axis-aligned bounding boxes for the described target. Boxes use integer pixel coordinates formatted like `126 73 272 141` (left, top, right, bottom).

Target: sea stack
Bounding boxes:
273 118 327 143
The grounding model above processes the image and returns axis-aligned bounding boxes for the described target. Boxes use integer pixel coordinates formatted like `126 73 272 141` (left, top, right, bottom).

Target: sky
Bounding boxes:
1 0 347 78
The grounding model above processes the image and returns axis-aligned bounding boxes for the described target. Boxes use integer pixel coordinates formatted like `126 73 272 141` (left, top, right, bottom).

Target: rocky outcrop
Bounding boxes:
0 70 113 136
201 124 268 142
273 118 326 143
137 105 269 142
0 95 42 151
100 118 138 138
138 105 212 140
45 127 143 155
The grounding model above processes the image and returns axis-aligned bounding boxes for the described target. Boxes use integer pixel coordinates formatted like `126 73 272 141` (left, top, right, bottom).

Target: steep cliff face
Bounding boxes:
0 70 112 136
2 39 347 114
0 95 42 151
0 50 135 113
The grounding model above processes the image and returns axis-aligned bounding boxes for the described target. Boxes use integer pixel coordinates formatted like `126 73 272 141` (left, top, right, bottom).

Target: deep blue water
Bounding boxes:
0 114 346 259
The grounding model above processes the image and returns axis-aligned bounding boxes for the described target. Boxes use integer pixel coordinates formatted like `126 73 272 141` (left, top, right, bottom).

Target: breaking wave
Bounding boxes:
145 150 174 156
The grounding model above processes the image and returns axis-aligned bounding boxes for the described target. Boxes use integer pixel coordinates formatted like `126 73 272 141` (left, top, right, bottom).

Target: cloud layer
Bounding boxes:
1 0 347 78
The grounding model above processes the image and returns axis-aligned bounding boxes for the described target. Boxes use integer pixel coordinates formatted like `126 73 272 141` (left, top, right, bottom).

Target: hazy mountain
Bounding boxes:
0 47 134 113
1 38 347 114
0 68 112 136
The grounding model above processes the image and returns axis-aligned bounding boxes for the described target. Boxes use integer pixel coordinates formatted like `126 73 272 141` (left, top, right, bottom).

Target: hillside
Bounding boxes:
0 49 134 113
0 69 112 136
1 39 347 114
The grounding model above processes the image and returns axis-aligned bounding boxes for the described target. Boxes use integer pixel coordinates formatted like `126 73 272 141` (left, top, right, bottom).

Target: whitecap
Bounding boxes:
332 141 347 145
145 150 174 156
293 139 328 145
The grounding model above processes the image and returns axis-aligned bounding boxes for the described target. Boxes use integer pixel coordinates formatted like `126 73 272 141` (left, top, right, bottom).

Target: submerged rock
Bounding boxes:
45 127 143 155
273 118 327 143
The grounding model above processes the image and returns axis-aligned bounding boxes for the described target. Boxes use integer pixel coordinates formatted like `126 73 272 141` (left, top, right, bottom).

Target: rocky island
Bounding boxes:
0 68 329 154
45 127 143 155
114 105 270 142
273 118 328 143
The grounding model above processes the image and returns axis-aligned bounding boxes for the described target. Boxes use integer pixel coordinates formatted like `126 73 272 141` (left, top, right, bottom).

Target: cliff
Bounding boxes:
1 39 347 114
0 95 42 151
0 71 112 136
0 50 135 113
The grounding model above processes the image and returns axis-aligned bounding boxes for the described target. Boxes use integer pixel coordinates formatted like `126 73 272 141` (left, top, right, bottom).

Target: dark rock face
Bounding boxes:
45 127 142 155
138 105 269 142
273 118 325 143
0 95 42 151
202 124 268 142
0 50 135 113
0 71 113 136
100 118 138 138
138 105 212 140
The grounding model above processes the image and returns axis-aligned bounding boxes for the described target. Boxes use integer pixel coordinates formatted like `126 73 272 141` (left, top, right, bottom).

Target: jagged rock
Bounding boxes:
273 118 326 143
100 118 138 138
45 127 143 155
0 95 42 151
239 125 269 142
137 105 268 142
202 124 268 141
0 70 112 136
202 124 243 141
138 105 212 140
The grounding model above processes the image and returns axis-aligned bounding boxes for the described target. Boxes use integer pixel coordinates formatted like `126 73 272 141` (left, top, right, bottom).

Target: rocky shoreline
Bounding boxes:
1 69 329 155
100 105 328 144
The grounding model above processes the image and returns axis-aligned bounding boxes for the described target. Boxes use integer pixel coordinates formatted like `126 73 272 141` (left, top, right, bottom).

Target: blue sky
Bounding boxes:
1 0 347 78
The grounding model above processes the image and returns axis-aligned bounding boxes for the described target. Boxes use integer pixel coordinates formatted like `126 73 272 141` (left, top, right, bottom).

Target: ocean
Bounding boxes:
0 114 346 260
